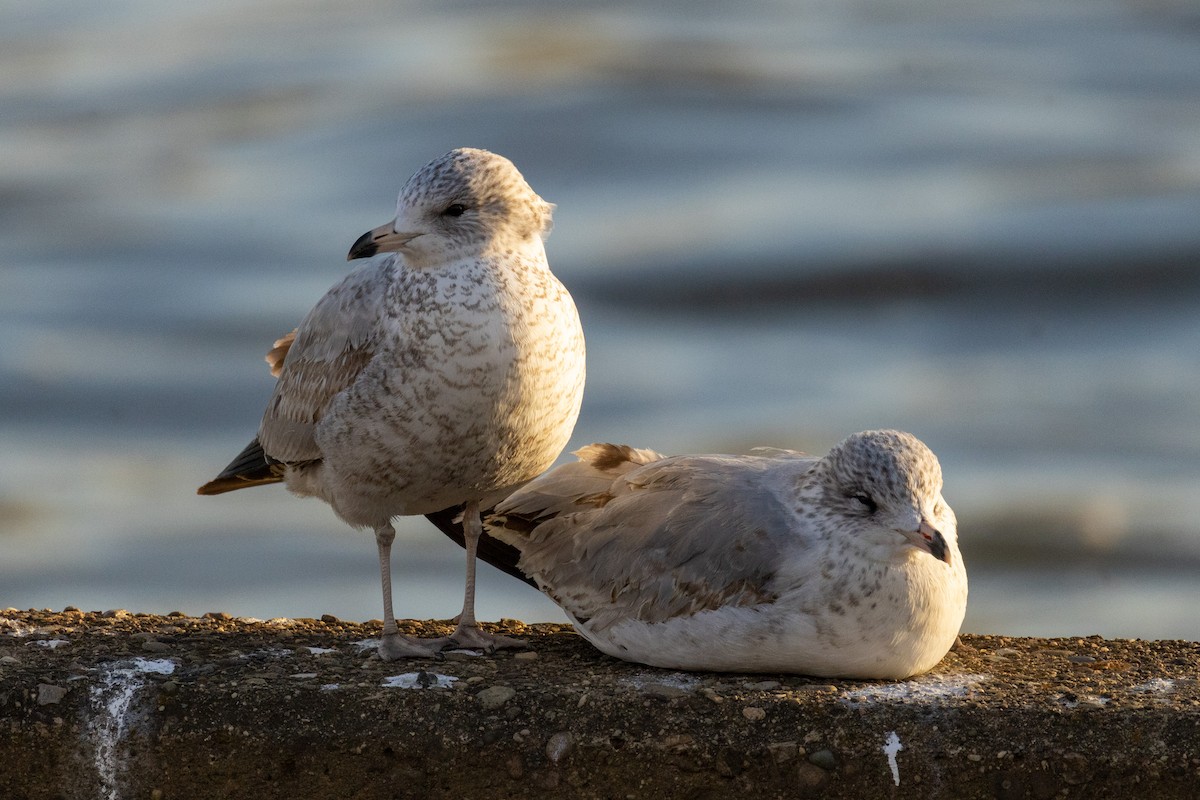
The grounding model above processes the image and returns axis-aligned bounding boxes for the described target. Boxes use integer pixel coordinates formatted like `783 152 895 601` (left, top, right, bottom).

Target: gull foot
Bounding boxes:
448 624 527 652
378 632 441 661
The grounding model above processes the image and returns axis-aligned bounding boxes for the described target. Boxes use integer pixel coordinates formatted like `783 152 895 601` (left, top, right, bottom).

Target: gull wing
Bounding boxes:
423 445 664 586
258 260 392 463
489 444 819 633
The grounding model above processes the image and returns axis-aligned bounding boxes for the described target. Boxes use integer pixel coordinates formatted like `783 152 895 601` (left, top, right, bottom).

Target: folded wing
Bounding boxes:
488 444 818 633
259 261 391 463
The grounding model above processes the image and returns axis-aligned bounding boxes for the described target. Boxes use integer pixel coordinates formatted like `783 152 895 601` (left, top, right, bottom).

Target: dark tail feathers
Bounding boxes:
197 437 283 495
198 442 530 587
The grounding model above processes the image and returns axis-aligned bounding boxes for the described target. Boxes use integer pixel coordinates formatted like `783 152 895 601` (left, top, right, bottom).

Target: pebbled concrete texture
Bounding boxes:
2 608 1199 799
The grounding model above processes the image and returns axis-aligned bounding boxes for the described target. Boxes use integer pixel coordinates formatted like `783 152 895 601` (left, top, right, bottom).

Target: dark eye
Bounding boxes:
443 203 467 217
850 493 878 514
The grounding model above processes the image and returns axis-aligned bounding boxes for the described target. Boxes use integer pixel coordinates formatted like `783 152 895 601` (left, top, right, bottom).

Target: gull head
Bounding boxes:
818 430 955 565
348 147 554 265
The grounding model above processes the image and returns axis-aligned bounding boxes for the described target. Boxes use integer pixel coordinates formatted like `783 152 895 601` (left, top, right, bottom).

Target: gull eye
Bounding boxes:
850 493 878 514
442 203 467 217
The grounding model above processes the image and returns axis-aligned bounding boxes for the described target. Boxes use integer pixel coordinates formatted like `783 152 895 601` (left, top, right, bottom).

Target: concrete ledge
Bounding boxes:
3 609 1199 799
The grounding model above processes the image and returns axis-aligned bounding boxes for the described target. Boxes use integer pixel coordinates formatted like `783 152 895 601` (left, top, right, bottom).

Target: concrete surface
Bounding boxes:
2 608 1199 799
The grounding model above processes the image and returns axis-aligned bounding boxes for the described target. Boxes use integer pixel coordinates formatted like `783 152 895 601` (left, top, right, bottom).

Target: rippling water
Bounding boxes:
3 0 1200 639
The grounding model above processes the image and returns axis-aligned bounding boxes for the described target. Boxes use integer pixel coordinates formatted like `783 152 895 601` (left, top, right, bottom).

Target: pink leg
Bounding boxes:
374 522 439 660
446 501 526 651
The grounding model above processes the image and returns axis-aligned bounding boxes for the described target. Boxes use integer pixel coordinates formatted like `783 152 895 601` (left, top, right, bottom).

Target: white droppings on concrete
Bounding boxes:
305 646 337 655
89 658 176 800
353 638 379 652
840 674 988 706
883 731 903 786
33 639 69 649
382 672 458 689
1131 678 1175 694
443 648 482 657
129 658 175 675
1058 693 1109 709
320 683 341 691
0 619 35 637
250 647 294 659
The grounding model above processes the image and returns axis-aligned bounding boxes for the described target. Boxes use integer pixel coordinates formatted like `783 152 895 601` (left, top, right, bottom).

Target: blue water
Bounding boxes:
3 0 1200 639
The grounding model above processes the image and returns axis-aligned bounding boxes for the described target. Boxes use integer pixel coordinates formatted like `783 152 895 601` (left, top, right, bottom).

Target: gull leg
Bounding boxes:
375 522 439 660
447 501 526 650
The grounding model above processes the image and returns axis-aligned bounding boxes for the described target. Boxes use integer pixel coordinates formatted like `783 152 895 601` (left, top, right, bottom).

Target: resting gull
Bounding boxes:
430 430 967 678
198 148 586 659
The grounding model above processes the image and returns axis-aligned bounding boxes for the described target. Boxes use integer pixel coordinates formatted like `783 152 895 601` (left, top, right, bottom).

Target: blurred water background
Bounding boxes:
3 0 1199 640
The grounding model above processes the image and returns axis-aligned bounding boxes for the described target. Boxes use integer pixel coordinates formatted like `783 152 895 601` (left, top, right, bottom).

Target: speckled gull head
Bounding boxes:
347 147 555 266
815 429 953 564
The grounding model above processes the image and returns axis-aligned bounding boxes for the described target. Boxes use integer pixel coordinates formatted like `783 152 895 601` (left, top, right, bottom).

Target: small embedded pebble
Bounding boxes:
546 731 574 763
142 640 172 653
37 684 67 706
641 683 688 699
476 685 516 710
768 741 799 764
808 749 837 771
795 684 838 695
1061 752 1090 785
796 761 830 788
743 680 780 691
742 706 766 721
513 650 538 661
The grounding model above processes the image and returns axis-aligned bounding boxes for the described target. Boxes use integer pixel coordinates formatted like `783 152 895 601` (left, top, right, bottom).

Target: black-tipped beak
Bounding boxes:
347 221 420 261
905 517 951 565
347 228 380 260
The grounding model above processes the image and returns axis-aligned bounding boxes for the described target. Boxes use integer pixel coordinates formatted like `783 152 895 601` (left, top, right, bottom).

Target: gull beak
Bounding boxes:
903 516 951 565
347 220 421 261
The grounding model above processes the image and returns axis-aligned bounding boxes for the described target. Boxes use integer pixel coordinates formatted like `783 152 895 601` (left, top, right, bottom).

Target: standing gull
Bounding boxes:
460 430 966 678
198 148 586 658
